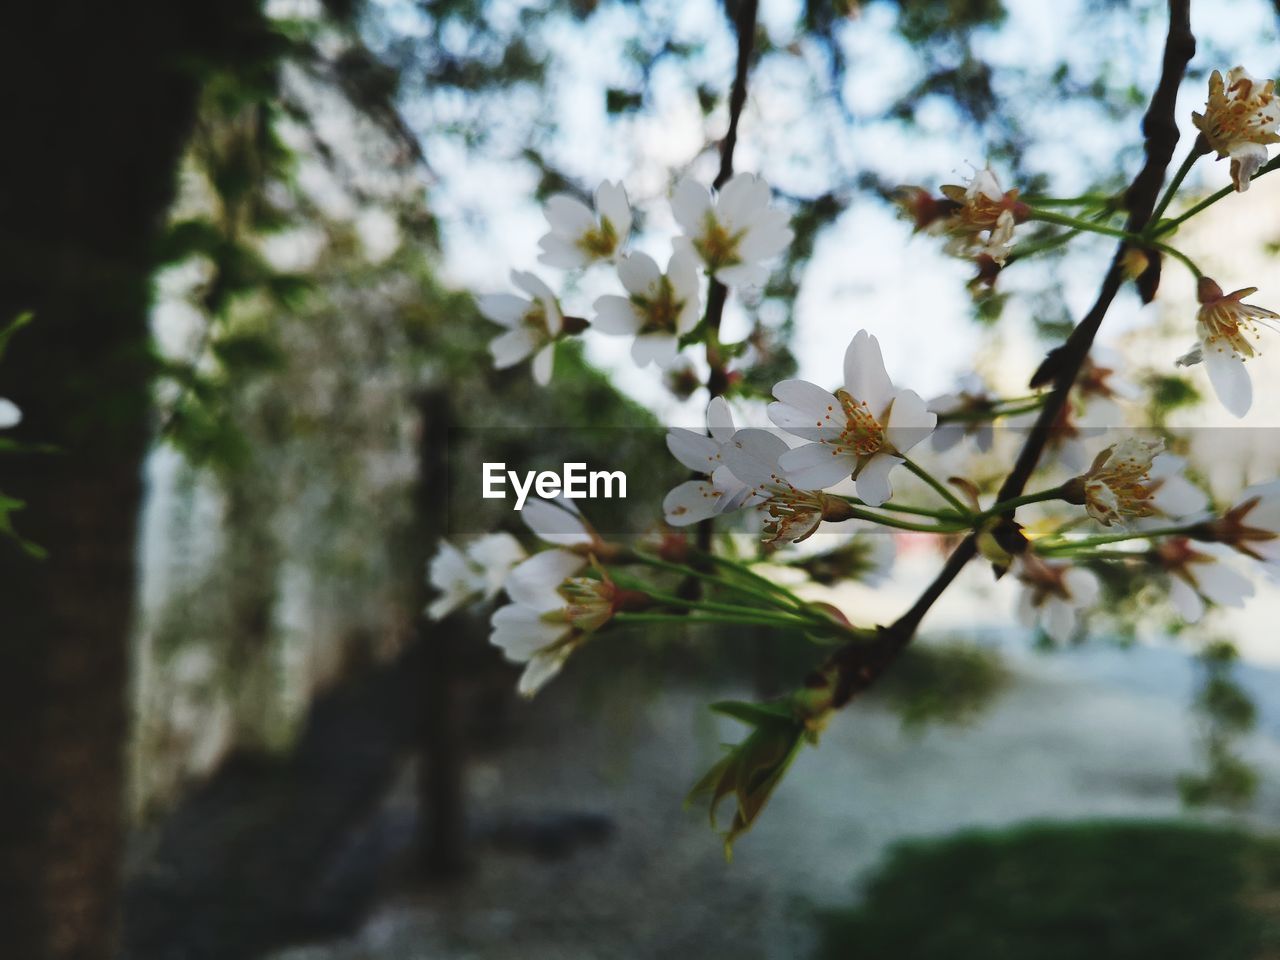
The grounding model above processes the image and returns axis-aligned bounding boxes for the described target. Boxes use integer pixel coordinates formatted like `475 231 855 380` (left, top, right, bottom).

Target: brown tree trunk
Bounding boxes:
412 388 469 878
0 4 269 957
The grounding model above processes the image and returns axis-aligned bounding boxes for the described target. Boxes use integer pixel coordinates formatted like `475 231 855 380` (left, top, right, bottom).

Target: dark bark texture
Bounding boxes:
0 4 269 957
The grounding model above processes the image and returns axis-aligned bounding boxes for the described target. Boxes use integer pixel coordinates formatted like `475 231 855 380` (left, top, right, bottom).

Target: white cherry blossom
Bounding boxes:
1012 554 1100 643
593 250 701 368
663 398 788 526
537 180 632 268
767 329 936 506
492 550 603 697
0 398 19 429
426 533 527 620
1192 67 1280 192
1175 277 1279 418
1156 538 1253 623
671 173 792 289
478 270 564 386
1076 437 1163 527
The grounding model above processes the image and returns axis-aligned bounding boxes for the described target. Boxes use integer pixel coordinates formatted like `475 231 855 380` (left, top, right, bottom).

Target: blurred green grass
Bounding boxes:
815 821 1280 960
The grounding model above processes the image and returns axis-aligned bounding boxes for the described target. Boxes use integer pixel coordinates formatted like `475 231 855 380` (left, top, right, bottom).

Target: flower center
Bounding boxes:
833 389 885 458
693 212 745 271
631 275 683 334
1201 302 1262 359
576 216 618 259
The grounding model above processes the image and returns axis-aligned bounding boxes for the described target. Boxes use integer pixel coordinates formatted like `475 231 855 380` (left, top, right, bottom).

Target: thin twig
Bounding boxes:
816 0 1196 707
693 0 759 559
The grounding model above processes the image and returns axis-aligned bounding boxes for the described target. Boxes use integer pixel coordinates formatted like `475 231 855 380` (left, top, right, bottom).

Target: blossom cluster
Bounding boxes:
479 173 793 384
436 60 1280 851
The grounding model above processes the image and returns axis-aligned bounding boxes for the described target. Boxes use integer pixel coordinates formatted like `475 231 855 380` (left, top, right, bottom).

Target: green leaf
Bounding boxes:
0 311 33 362
710 699 797 729
0 492 46 559
211 331 286 373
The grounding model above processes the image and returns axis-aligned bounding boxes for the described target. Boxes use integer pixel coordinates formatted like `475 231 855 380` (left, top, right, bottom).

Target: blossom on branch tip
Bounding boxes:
663 398 788 526
426 533 527 620
537 181 632 268
767 330 936 506
1192 67 1280 192
936 167 1027 267
1156 538 1253 623
492 552 626 697
0 397 19 429
593 250 701 368
478 270 564 386
1174 277 1279 418
1071 437 1164 527
1012 554 1099 643
671 173 792 289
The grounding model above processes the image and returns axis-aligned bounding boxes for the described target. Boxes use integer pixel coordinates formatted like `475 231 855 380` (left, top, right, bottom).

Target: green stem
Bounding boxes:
1036 523 1193 552
703 552 809 608
1021 193 1116 208
1148 145 1202 226
632 550 806 610
978 486 1066 520
1153 153 1280 236
614 611 809 630
835 499 971 534
843 498 963 520
645 591 818 627
900 455 973 517
1026 208 1203 278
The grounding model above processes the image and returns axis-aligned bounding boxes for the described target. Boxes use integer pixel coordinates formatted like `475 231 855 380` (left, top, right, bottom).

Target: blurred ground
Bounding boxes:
264 640 1280 960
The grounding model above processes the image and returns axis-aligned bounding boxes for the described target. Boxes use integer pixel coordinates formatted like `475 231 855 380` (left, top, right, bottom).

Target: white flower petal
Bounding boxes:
467 533 528 598
0 398 21 429
1195 559 1254 608
843 330 895 415
518 650 566 698
854 453 901 506
617 251 661 296
505 549 586 610
772 379 842 416
591 295 643 335
706 397 736 442
666 428 722 473
884 389 936 453
490 328 538 368
1205 349 1252 417
664 479 723 526
672 178 712 235
1042 598 1076 643
722 429 788 487
631 333 678 368
1169 578 1205 622
714 262 768 290
522 497 591 545
477 293 529 327
492 605 565 661
595 181 632 241
779 443 855 490
544 194 595 236
511 270 557 303
538 235 588 270
532 342 555 386
1063 567 1100 607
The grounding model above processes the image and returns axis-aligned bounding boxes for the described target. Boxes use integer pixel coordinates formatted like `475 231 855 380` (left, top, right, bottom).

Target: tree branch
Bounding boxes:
815 0 1195 708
